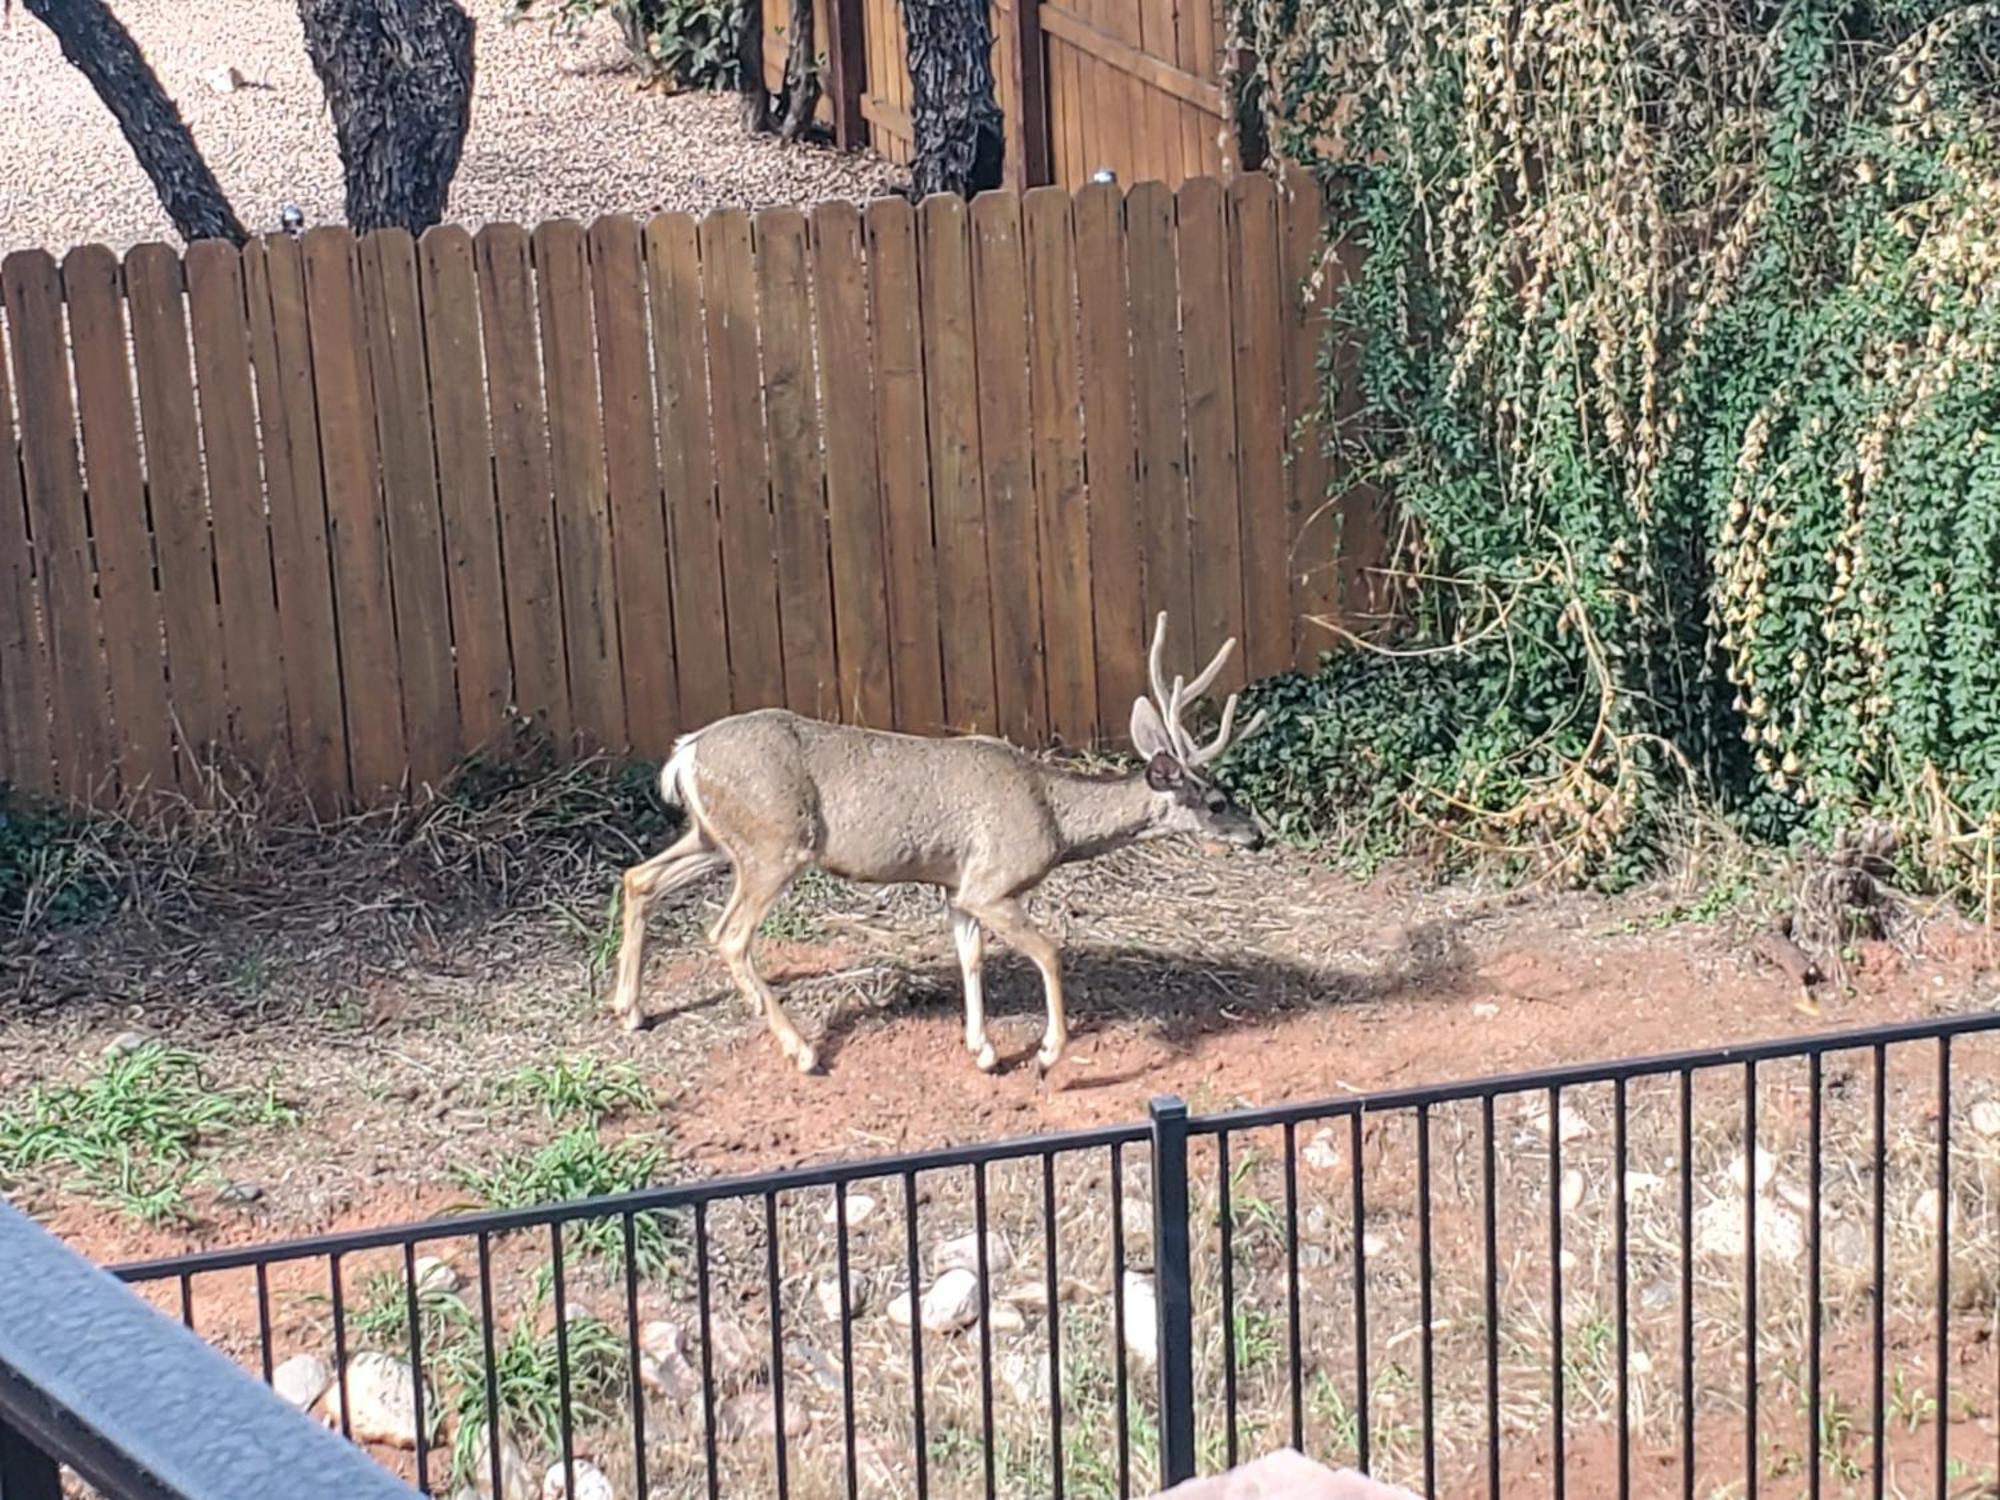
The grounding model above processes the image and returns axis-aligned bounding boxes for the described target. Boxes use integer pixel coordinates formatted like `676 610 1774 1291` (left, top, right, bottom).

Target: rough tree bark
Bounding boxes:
9 0 246 244
776 0 820 140
294 0 475 237
900 0 1004 198
737 0 772 132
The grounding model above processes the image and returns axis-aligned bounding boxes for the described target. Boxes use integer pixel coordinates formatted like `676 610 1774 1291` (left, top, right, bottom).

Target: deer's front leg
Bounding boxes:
948 901 998 1073
961 895 1067 1072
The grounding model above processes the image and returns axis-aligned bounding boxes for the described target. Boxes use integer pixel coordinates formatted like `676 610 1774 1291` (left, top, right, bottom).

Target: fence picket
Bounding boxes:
918 194 998 734
187 241 289 766
701 208 786 713
1226 174 1294 680
535 219 627 753
416 226 512 755
243 236 351 804
1279 165 1339 671
644 212 731 732
866 197 946 734
756 207 840 723
302 227 406 797
1126 182 1195 676
0 284 52 796
970 190 1049 746
61 245 176 798
1023 187 1098 746
3 250 112 802
588 214 679 758
476 222 570 747
810 200 896 730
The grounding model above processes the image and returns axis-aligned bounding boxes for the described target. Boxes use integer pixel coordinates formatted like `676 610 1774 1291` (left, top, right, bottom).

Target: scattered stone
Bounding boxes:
717 1390 811 1442
1360 1232 1389 1258
1726 1148 1779 1194
1630 1348 1653 1376
1916 1187 1955 1233
413 1255 460 1295
708 1315 764 1389
1970 1100 2000 1139
1001 1349 1050 1405
1122 1271 1159 1366
1470 1002 1501 1020
638 1321 699 1401
541 1457 615 1500
1524 1097 1592 1144
1302 1128 1340 1171
1002 1276 1096 1309
215 1180 264 1207
934 1231 1012 1276
1558 1249 1578 1273
204 65 249 94
814 1273 865 1323
1693 1197 1804 1264
325 1352 427 1449
1120 1194 1154 1247
788 1339 844 1393
101 1030 149 1060
1639 1281 1674 1312
1560 1168 1585 1215
823 1193 876 1231
1624 1171 1666 1197
1776 1179 1812 1213
468 1431 536 1499
987 1302 1026 1334
919 1269 982 1333
272 1353 331 1411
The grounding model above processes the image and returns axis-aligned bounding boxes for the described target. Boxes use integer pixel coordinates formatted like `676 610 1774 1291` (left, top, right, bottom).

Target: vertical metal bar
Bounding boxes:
836 1183 859 1500
1679 1067 1694 1500
1111 1142 1132 1500
1615 1077 1631 1500
1483 1093 1500 1500
1550 1084 1566 1500
695 1201 721 1500
1150 1096 1197 1487
1745 1060 1758 1500
1872 1043 1887 1500
1808 1050 1823 1500
1044 1151 1065 1499
904 1169 929 1500
1417 1103 1436 1500
255 1262 275 1385
477 1232 502 1500
178 1273 193 1329
1351 1108 1370 1475
1218 1130 1239 1469
402 1241 430 1494
1283 1120 1304 1454
0 1417 62 1500
975 1164 997 1500
330 1252 353 1441
764 1192 790 1499
1936 1036 1951 1500
550 1222 576 1500
623 1213 649 1500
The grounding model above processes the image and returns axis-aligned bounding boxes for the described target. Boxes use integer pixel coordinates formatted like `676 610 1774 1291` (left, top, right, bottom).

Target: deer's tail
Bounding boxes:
658 731 703 812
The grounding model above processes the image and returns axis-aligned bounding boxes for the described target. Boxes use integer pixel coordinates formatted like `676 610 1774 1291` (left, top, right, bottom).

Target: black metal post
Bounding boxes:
1150 1096 1197 1488
0 1418 61 1500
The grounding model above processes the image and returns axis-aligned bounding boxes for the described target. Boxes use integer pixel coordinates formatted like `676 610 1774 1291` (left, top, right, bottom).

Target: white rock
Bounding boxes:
1970 1100 2000 1139
1001 1349 1050 1405
887 1290 913 1327
1693 1197 1805 1264
204 65 247 94
1003 1276 1096 1309
413 1255 460 1295
1726 1148 1779 1194
272 1353 331 1411
1624 1171 1665 1197
469 1431 536 1498
1120 1194 1154 1246
1525 1098 1592 1143
823 1193 876 1230
717 1390 811 1441
816 1273 867 1322
1917 1187 1956 1233
1361 1231 1389 1258
934 1231 1012 1276
920 1268 982 1333
1630 1348 1653 1376
541 1457 615 1500
326 1352 427 1448
1302 1128 1340 1170
1560 1169 1585 1214
707 1315 764 1388
1559 1249 1578 1273
637 1321 699 1401
987 1302 1026 1334
101 1030 149 1060
1776 1179 1812 1213
1121 1271 1158 1366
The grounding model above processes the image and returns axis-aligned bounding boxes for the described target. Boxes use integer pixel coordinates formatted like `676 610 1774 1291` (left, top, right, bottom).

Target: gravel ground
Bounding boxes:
0 0 905 257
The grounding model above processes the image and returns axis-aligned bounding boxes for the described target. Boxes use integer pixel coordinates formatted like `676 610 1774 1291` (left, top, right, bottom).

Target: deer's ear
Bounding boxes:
1130 696 1173 759
1145 751 1183 792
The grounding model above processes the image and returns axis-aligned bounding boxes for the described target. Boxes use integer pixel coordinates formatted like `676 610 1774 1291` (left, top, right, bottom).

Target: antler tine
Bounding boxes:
1189 697 1269 767
1165 673 1197 759
1146 612 1173 714
1181 636 1238 704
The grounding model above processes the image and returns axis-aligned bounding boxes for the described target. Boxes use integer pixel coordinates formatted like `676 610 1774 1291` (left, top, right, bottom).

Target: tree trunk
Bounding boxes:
294 0 475 237
900 0 1004 198
12 0 246 244
776 0 820 139
737 0 771 132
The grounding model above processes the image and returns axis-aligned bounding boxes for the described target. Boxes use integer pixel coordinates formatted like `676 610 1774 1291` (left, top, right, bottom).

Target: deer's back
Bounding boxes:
688 710 1059 888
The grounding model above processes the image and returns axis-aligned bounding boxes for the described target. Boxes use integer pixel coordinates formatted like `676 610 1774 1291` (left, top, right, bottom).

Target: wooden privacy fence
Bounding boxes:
0 170 1376 812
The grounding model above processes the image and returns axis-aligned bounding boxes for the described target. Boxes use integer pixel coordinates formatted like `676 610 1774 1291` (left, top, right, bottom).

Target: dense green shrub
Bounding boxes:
1229 0 2000 901
0 788 113 930
509 0 745 91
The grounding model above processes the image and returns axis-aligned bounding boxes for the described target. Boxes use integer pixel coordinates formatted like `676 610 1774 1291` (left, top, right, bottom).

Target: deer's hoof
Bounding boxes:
793 1041 820 1074
1036 1039 1065 1074
974 1041 998 1073
615 1006 645 1034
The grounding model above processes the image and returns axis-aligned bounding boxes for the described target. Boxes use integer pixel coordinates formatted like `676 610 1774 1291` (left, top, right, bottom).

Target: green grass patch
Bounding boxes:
452 1125 682 1280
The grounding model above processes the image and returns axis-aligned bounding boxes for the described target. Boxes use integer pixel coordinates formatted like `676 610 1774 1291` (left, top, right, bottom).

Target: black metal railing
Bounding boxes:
95 1010 2000 1499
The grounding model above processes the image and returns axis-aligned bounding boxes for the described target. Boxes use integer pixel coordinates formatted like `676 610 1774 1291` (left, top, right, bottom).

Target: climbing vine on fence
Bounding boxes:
1224 0 2000 903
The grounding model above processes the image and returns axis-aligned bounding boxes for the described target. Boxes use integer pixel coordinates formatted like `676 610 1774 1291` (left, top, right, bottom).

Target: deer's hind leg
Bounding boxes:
957 894 1068 1072
711 853 818 1074
612 828 725 1032
948 900 998 1073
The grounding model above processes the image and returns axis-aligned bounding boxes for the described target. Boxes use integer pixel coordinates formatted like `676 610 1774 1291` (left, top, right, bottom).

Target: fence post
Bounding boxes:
0 1418 61 1500
1150 1095 1197 1486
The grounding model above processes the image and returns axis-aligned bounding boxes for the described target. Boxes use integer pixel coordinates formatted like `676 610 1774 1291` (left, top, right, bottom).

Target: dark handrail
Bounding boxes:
0 1201 420 1500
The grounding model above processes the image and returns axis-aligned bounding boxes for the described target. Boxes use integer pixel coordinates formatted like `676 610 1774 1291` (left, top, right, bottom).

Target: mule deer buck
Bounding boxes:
609 613 1269 1074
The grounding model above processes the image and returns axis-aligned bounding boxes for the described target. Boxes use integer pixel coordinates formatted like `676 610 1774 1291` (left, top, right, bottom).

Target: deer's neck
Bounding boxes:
1043 769 1158 864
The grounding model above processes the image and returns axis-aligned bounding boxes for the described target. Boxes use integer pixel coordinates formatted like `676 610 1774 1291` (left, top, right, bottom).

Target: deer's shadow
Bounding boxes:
804 916 1476 1073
